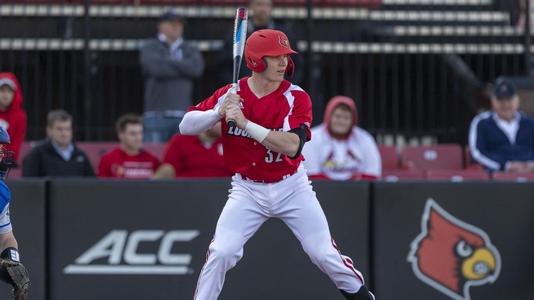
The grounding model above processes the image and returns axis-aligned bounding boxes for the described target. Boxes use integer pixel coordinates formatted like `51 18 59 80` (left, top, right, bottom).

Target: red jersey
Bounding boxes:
98 147 160 179
0 73 27 162
163 134 232 178
189 78 312 182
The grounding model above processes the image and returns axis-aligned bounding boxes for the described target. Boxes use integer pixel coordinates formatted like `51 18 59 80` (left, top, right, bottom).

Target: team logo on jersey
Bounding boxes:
407 199 501 300
278 35 290 49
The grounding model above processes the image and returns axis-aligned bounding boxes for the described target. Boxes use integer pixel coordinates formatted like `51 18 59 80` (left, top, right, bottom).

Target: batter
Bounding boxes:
180 29 374 300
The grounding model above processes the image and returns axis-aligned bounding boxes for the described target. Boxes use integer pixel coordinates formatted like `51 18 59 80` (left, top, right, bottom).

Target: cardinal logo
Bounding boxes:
408 199 501 300
278 35 290 48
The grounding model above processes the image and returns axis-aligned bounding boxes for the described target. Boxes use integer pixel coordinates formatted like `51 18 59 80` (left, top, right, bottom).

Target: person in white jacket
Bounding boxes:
302 96 381 180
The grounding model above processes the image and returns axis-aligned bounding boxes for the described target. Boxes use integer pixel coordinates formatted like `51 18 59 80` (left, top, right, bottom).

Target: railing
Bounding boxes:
0 0 531 143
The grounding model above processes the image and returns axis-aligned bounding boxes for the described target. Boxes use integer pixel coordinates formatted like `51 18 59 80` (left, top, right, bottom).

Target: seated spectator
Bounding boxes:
153 122 232 179
98 114 160 179
22 110 94 177
469 78 534 173
0 73 27 162
302 96 381 180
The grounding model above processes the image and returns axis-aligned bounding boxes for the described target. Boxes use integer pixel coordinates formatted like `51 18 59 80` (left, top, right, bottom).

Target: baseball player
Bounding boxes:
0 127 30 299
180 29 374 300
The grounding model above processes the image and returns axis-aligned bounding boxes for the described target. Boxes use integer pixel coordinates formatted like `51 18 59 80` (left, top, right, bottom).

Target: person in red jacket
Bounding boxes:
153 121 232 178
0 73 27 163
98 114 160 179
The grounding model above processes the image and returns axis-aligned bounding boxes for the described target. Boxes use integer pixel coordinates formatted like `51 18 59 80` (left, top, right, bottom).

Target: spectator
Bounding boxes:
0 73 27 163
302 96 381 180
22 110 94 177
98 114 160 179
153 122 232 179
219 0 302 85
516 0 534 31
140 10 204 143
469 78 534 173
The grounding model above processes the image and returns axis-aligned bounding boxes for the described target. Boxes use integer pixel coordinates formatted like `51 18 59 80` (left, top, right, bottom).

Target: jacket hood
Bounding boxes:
0 73 23 111
323 95 357 139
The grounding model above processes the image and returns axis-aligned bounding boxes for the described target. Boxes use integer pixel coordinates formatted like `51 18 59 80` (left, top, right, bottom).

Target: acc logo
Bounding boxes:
407 199 501 300
64 230 199 275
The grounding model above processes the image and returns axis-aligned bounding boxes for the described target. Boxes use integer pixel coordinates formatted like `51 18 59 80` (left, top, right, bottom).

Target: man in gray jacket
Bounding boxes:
140 10 204 142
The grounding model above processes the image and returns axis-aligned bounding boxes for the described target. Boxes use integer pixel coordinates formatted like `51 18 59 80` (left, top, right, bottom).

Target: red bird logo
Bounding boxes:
408 199 501 300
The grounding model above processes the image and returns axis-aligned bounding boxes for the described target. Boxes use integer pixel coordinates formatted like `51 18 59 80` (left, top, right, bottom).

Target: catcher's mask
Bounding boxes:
0 127 15 180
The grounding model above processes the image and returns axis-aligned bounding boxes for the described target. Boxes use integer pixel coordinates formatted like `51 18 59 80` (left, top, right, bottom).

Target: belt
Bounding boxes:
240 169 298 184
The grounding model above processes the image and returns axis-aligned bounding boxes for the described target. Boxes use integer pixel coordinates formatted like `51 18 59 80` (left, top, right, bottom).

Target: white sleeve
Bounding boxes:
0 204 12 234
301 128 323 175
359 129 382 177
179 110 222 135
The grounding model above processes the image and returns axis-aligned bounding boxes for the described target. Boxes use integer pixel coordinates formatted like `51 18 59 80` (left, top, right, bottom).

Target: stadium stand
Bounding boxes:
425 169 489 181
492 172 534 182
378 145 398 170
381 169 426 181
400 144 463 170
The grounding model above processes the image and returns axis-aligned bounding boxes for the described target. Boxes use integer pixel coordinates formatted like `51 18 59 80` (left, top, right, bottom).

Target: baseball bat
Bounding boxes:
227 7 248 128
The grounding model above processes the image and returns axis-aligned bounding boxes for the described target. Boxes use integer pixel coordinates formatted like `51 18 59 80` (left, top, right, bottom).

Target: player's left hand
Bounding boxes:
225 101 247 129
0 259 30 300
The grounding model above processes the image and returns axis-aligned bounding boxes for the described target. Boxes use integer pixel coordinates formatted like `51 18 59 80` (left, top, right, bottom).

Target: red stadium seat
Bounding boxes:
76 142 117 170
492 172 534 182
378 145 398 170
381 170 425 182
400 144 463 171
426 169 489 182
464 146 483 171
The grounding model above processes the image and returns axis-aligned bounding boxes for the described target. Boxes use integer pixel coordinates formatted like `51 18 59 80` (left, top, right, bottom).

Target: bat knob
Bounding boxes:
227 119 237 128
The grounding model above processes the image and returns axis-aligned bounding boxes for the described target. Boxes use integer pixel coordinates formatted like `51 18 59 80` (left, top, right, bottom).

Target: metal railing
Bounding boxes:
0 0 532 143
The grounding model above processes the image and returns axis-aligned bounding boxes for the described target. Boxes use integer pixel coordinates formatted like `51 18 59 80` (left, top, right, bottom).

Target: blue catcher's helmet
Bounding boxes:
0 127 15 179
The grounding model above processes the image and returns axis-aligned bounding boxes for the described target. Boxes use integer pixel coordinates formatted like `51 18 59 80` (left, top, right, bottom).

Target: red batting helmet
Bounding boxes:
245 29 298 75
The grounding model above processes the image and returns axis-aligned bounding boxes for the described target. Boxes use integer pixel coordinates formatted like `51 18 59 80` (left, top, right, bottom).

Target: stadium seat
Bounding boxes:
381 170 425 182
464 146 483 170
400 144 463 170
426 169 489 182
378 145 398 170
77 142 117 170
492 172 534 182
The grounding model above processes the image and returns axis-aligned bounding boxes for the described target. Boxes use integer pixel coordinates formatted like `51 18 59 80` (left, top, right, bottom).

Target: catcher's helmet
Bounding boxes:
245 29 297 75
0 127 15 179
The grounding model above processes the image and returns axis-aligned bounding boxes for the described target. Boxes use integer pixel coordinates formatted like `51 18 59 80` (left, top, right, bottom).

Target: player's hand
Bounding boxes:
218 93 242 118
0 259 30 300
225 100 247 129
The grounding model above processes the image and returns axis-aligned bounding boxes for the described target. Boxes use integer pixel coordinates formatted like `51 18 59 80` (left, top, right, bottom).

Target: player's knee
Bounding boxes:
209 242 243 264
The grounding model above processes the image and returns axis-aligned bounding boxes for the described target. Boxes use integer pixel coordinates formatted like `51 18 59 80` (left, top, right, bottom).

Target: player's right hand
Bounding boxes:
218 93 242 118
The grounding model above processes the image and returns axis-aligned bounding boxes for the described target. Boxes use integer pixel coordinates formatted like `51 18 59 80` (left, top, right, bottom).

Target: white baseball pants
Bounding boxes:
193 167 365 300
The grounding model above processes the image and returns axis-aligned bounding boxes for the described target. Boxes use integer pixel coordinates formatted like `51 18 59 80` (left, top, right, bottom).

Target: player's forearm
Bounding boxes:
0 232 17 252
179 110 221 135
261 131 300 157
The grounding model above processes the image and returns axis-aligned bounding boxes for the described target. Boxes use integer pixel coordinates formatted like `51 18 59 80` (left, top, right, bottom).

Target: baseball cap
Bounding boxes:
492 78 516 100
0 78 16 91
159 10 184 23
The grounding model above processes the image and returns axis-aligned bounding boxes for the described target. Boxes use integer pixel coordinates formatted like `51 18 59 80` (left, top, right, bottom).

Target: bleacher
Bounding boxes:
11 141 534 182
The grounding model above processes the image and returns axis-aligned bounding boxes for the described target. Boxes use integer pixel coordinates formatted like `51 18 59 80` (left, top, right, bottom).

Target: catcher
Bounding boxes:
0 127 29 299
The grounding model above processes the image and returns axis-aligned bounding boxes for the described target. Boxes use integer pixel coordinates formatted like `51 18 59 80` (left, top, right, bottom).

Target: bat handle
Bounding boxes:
227 119 237 127
227 83 238 128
